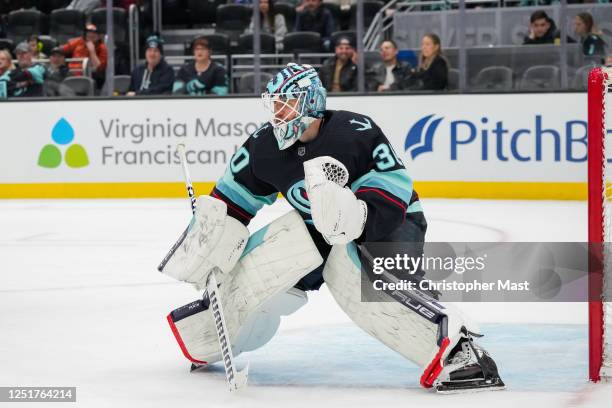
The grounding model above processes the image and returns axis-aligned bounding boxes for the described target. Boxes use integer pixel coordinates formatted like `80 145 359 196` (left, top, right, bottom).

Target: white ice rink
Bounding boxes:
1 198 611 407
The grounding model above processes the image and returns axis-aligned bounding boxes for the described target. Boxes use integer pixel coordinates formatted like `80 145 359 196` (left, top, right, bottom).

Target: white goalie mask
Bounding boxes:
261 63 327 150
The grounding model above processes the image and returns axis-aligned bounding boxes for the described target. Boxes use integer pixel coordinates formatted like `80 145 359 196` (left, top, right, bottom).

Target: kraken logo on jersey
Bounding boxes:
286 180 311 215
261 63 326 150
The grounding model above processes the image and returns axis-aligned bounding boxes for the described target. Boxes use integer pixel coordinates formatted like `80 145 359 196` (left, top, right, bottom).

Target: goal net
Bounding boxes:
588 66 612 382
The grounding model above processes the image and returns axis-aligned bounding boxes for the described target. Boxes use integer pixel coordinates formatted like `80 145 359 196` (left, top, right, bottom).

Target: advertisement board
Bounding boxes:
0 93 592 199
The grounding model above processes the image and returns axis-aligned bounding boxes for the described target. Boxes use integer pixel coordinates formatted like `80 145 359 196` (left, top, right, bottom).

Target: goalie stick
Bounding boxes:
173 143 249 391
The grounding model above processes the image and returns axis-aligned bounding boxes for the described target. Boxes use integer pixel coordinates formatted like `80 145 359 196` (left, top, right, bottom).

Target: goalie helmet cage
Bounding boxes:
588 66 612 382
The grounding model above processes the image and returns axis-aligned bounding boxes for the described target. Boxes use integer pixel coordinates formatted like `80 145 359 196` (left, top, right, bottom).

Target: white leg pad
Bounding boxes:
323 243 476 369
168 210 322 365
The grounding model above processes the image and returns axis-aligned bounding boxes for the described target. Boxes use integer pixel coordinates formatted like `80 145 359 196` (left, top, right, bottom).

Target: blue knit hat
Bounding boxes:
145 35 164 54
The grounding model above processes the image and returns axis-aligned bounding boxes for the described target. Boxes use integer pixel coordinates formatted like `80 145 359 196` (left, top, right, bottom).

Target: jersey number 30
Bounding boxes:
230 147 250 174
373 143 403 170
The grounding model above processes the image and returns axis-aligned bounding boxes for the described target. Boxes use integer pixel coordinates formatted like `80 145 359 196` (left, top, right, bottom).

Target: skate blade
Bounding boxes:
436 384 506 395
190 363 209 373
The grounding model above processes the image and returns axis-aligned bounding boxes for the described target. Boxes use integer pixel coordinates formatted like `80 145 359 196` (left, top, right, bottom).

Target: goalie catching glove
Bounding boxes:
303 156 367 245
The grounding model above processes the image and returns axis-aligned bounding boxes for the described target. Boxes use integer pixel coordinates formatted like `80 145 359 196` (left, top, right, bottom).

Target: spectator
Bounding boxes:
173 37 228 96
5 42 45 97
573 12 606 60
127 34 174 96
28 35 47 60
63 23 108 87
318 36 357 92
0 48 15 98
295 0 335 50
245 0 288 52
523 10 559 45
66 0 101 15
44 47 75 97
0 48 13 75
408 33 448 91
45 47 71 82
367 39 411 92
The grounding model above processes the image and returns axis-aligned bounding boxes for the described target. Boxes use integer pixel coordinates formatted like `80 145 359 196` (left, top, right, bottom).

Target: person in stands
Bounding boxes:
127 34 174 96
62 23 108 87
173 36 229 96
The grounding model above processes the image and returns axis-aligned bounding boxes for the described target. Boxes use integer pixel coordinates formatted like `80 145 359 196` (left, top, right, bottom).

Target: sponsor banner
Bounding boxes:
335 93 592 183
0 93 597 198
0 98 265 184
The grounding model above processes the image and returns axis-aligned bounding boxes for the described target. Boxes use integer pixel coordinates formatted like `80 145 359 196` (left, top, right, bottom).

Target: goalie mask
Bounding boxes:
261 63 327 150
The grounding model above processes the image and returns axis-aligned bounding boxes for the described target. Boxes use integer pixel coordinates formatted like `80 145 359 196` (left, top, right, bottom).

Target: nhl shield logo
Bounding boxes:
298 147 306 156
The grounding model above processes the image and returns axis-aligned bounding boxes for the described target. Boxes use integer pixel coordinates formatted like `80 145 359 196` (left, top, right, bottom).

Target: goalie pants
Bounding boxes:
295 211 428 291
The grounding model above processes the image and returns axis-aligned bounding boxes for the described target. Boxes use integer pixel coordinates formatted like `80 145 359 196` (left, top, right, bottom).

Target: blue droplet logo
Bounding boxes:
51 118 74 145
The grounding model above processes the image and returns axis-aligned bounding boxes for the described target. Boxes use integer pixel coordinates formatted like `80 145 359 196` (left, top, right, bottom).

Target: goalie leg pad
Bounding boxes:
168 210 323 364
168 288 308 365
323 243 477 378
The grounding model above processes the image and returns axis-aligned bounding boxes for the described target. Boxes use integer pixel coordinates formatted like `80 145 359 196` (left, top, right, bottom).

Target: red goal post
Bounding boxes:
588 66 612 383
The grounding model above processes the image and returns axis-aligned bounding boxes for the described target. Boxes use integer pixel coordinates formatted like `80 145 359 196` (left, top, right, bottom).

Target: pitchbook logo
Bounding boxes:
404 114 595 163
404 114 443 159
38 118 89 168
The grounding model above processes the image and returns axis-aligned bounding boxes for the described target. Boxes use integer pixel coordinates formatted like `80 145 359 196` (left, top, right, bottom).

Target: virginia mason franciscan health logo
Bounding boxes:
38 118 89 168
404 114 594 163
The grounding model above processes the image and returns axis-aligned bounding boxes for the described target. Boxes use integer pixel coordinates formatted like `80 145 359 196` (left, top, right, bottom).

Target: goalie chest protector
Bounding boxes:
212 109 421 251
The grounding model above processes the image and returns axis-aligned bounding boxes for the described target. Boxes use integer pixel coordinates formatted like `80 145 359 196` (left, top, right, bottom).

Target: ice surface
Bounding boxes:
1 198 610 407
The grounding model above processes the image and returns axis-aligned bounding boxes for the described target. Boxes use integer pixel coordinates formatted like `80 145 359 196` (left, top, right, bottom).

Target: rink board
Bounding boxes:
0 93 589 199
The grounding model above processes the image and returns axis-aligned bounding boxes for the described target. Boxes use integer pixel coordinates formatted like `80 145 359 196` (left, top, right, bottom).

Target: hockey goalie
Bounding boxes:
158 63 505 393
